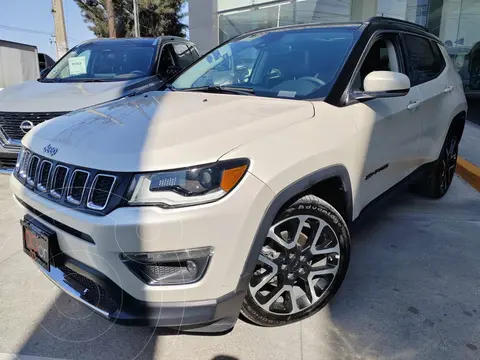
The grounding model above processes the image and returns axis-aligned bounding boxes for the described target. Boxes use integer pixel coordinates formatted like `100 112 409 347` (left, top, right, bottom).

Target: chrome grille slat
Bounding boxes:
19 151 31 179
87 175 116 211
36 161 53 192
67 170 90 205
50 165 69 199
26 156 40 186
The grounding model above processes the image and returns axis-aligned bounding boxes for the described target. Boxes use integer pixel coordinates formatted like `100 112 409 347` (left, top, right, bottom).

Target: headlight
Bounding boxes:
126 159 249 207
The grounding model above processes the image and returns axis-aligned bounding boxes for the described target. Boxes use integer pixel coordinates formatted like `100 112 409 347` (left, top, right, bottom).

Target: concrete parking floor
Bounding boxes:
0 174 479 360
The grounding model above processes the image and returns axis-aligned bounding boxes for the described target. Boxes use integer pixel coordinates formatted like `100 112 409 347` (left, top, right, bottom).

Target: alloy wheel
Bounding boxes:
249 215 340 316
439 137 458 192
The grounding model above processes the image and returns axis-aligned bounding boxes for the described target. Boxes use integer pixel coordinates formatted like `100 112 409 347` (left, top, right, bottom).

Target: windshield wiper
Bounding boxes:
38 78 62 83
163 83 177 91
183 86 255 96
75 79 109 82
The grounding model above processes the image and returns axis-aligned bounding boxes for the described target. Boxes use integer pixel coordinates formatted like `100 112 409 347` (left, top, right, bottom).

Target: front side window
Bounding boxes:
44 41 156 82
403 34 443 86
173 43 194 68
352 38 399 91
172 27 360 100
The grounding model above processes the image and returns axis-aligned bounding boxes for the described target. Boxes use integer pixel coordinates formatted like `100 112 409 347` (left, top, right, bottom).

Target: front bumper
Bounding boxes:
11 172 274 329
36 254 247 330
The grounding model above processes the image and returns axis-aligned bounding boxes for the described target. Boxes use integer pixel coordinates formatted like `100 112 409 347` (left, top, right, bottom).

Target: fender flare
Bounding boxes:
238 164 353 284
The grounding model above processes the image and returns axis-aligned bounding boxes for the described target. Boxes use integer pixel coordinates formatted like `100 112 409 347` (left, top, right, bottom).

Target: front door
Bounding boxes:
351 36 423 213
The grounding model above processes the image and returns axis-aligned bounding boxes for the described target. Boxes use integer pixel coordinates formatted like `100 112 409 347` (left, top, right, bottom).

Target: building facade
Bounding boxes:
189 0 480 96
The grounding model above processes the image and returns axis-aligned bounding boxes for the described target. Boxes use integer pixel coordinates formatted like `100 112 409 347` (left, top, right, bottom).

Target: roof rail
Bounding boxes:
368 16 429 32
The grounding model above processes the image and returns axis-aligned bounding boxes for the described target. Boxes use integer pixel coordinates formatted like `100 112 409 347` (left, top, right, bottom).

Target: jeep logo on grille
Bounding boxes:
20 120 34 133
43 144 58 157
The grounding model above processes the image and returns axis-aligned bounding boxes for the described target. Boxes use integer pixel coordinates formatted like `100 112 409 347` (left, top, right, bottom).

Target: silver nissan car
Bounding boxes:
0 37 200 172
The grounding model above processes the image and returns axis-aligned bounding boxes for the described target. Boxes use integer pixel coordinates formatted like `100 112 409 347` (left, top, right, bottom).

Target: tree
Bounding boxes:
74 0 187 38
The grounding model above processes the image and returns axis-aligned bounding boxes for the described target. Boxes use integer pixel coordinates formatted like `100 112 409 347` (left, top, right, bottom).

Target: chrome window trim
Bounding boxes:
26 155 40 186
66 170 91 205
36 160 53 193
49 165 69 199
87 174 117 211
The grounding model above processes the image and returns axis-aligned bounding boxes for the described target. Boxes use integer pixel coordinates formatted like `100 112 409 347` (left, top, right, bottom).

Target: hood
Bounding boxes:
0 77 160 112
23 91 314 172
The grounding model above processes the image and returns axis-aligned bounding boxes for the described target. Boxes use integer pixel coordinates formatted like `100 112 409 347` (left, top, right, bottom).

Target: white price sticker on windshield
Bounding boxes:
68 56 87 75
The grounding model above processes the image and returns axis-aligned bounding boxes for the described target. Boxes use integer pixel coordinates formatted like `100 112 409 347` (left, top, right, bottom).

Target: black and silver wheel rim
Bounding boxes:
249 215 340 316
439 137 458 192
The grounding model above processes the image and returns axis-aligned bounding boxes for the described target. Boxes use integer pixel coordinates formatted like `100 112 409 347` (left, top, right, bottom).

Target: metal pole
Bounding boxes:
133 0 140 37
106 0 116 38
51 0 69 58
455 0 464 46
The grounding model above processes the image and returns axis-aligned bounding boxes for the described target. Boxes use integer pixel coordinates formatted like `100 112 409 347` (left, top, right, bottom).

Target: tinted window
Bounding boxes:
353 39 397 91
172 27 360 100
404 35 444 86
188 44 200 61
431 42 446 74
173 43 194 68
158 44 176 78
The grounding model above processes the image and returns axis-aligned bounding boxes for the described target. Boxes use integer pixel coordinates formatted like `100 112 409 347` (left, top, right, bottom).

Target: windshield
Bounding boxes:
44 41 157 82
172 27 359 100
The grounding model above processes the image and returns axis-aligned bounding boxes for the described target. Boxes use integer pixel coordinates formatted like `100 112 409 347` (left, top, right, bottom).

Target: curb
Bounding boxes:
456 156 480 191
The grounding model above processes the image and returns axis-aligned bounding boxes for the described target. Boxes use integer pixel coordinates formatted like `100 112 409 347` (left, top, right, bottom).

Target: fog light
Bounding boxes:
120 247 213 286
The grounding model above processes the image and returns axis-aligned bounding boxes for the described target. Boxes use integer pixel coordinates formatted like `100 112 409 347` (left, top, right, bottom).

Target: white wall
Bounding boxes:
189 0 219 54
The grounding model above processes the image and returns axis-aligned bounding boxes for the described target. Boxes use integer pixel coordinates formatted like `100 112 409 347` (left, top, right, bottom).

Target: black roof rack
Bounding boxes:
368 16 429 33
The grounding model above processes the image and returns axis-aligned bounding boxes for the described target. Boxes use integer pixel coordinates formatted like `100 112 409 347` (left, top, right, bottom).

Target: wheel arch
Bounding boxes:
239 165 353 282
449 110 466 140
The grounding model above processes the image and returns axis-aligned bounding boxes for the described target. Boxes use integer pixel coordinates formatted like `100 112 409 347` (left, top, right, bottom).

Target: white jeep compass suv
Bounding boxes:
10 17 467 332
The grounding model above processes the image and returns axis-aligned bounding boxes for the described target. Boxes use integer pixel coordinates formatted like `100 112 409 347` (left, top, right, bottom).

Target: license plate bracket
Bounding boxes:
22 215 58 271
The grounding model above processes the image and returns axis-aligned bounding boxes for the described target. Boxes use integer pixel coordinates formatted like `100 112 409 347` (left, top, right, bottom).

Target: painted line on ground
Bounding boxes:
0 354 67 360
457 156 480 191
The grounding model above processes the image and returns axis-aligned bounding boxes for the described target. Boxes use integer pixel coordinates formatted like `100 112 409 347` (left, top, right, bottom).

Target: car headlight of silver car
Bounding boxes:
126 159 249 207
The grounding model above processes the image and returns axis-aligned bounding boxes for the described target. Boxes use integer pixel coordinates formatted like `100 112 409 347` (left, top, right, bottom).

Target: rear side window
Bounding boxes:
188 44 200 61
403 34 445 86
431 42 446 74
173 43 194 68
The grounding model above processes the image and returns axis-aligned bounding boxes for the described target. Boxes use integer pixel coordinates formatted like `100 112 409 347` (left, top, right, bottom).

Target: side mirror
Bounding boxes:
352 71 410 101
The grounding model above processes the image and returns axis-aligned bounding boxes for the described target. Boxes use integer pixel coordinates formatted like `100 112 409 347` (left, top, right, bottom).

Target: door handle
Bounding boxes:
407 100 422 110
444 85 454 93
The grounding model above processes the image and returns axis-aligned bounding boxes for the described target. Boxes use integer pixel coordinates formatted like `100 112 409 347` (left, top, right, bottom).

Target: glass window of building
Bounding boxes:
189 0 479 97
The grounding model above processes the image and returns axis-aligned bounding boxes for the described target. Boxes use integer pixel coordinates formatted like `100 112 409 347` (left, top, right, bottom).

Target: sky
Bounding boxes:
0 0 190 60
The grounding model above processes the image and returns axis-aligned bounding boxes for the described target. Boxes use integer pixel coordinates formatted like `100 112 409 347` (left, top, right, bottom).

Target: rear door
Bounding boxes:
401 34 450 164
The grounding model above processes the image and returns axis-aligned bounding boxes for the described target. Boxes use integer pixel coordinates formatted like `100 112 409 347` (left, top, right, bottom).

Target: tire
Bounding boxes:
241 195 350 327
415 131 459 199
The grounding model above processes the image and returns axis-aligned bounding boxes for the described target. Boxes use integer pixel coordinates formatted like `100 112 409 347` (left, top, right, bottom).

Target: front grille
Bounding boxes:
60 266 118 314
14 149 121 215
67 170 89 205
50 165 68 198
37 161 52 192
27 156 40 185
0 111 67 140
0 156 17 169
19 151 31 179
88 175 116 210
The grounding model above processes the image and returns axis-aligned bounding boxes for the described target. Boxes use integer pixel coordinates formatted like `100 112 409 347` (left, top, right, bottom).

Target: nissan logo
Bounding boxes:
20 120 34 134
